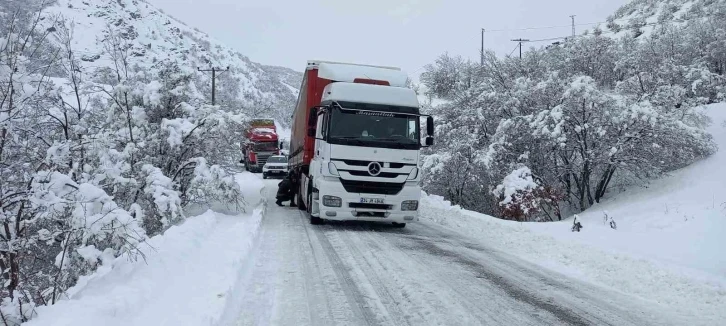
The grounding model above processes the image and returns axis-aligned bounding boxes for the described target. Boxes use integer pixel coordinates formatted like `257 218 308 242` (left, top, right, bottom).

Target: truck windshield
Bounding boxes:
253 141 278 151
327 107 420 150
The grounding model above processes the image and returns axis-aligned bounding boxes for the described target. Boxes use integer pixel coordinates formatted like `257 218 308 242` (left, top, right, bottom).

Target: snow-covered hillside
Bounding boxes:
527 103 726 280
588 0 726 39
420 103 726 324
45 0 301 125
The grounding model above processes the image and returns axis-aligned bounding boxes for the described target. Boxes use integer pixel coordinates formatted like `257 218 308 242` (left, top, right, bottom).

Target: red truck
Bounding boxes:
289 60 434 225
240 118 282 173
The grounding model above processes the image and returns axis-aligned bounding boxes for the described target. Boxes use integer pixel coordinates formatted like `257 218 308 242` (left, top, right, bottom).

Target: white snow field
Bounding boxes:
25 181 699 325
22 105 725 326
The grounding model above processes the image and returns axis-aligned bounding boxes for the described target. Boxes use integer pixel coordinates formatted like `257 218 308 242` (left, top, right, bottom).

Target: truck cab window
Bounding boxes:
326 106 421 150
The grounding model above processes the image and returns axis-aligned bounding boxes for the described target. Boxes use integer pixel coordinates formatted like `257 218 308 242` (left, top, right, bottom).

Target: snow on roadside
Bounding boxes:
524 103 726 282
420 191 726 325
26 172 266 326
419 104 726 324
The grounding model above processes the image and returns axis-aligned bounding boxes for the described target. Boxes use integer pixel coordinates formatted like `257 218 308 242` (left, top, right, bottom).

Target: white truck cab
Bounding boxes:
292 61 434 227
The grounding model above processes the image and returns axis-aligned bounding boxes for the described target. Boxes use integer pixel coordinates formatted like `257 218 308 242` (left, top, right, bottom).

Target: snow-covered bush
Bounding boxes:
493 166 540 221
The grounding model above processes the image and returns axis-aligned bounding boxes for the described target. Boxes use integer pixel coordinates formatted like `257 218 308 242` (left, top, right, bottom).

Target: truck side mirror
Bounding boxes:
309 106 324 127
426 116 434 136
425 136 434 146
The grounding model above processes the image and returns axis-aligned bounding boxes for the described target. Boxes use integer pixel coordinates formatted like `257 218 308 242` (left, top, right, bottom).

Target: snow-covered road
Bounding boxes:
25 174 704 325
224 179 681 326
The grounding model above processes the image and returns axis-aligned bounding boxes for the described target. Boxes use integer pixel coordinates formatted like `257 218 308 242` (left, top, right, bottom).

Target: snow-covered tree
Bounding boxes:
421 12 721 221
0 3 254 322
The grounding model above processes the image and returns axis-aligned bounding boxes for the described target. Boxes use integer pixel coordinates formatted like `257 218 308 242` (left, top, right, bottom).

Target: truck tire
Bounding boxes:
392 222 406 228
296 177 306 211
308 192 322 225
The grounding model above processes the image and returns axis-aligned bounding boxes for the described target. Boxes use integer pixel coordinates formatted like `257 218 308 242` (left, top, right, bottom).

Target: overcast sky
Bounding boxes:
147 0 631 79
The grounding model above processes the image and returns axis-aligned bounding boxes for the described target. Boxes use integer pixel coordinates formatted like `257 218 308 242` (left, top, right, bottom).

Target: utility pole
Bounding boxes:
570 15 576 37
197 66 230 105
511 38 530 59
480 28 485 66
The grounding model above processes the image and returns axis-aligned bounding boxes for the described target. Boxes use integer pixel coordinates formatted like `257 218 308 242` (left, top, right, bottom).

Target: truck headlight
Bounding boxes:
407 168 419 180
323 195 342 207
401 200 419 211
328 162 339 176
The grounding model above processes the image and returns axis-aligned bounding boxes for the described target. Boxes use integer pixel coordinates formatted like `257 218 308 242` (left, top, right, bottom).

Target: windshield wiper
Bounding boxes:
375 137 415 144
335 136 366 145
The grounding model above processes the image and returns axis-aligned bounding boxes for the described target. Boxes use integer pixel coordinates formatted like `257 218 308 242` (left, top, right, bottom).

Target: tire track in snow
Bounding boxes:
355 224 539 325
294 207 344 325
327 226 413 326
351 226 503 325
408 222 662 326
408 238 590 326
299 212 380 326
340 225 473 326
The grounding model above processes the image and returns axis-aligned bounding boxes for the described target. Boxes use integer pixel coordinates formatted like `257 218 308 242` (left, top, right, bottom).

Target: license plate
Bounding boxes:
360 197 384 204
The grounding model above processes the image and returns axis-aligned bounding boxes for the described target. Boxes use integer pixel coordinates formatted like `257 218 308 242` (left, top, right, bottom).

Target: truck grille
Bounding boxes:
340 179 404 195
347 170 400 178
342 159 407 169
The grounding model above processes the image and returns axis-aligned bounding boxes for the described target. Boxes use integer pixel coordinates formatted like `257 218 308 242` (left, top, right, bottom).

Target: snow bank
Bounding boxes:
523 103 726 281
419 191 726 325
26 173 266 326
236 172 265 206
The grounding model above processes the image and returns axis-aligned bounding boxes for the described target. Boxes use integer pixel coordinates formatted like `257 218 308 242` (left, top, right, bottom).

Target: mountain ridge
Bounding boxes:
43 0 302 126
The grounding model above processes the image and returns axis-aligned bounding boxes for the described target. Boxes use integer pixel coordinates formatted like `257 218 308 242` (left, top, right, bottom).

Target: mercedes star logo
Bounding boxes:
367 162 382 176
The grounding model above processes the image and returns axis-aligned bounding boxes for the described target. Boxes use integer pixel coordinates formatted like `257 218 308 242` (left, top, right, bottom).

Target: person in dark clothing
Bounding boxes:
288 173 298 207
276 173 297 207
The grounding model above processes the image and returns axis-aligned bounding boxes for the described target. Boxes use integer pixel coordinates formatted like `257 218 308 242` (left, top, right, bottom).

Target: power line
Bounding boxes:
528 36 569 43
481 10 721 35
197 66 229 106
524 12 720 45
485 21 605 33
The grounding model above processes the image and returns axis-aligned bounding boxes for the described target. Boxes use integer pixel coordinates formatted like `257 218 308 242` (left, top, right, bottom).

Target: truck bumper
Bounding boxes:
315 177 420 223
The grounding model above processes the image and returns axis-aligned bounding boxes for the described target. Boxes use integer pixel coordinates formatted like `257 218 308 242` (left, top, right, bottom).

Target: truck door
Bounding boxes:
310 109 326 179
315 110 328 160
